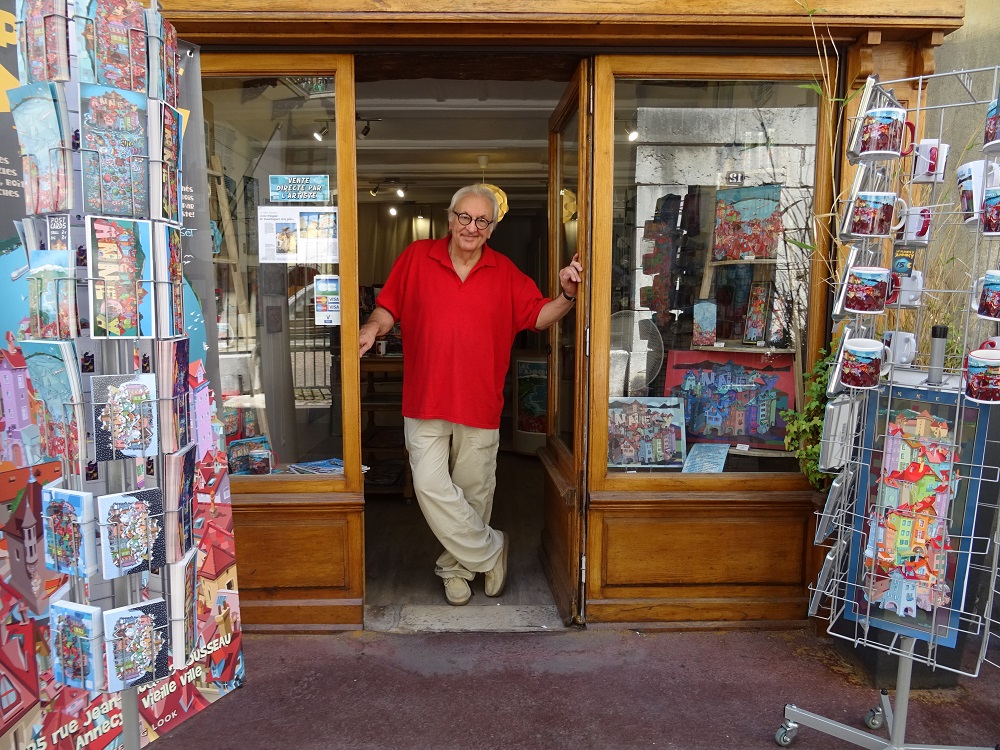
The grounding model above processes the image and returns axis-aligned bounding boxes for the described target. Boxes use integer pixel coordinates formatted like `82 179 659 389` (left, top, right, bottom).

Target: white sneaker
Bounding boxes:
484 531 509 597
443 577 471 606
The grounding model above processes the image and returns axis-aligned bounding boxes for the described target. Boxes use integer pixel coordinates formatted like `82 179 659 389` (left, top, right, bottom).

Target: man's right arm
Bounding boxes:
359 306 395 356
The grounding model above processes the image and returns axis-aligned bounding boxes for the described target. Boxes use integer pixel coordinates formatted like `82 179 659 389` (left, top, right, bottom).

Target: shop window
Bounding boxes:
608 79 819 475
202 77 343 475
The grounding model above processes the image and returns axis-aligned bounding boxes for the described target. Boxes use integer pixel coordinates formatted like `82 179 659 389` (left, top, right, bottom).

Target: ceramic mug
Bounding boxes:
985 99 1000 155
839 337 891 389
858 107 915 161
956 160 1000 223
843 192 907 239
895 270 923 307
965 348 1000 403
978 336 1000 351
844 266 892 314
883 330 917 366
249 449 276 475
911 138 949 183
972 270 1000 320
982 187 1000 235
375 340 388 356
894 206 933 247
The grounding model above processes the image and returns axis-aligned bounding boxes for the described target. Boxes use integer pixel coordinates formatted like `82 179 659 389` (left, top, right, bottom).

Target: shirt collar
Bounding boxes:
430 235 497 269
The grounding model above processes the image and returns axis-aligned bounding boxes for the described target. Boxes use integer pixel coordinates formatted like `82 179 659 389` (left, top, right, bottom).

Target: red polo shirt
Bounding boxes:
375 237 549 429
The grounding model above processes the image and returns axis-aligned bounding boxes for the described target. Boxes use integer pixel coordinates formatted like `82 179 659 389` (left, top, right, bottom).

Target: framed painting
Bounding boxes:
711 184 782 261
844 384 989 648
663 350 795 450
742 281 772 345
608 397 686 469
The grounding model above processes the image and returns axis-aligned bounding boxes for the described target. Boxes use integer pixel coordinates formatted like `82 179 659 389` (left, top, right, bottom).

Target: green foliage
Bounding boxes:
781 348 835 493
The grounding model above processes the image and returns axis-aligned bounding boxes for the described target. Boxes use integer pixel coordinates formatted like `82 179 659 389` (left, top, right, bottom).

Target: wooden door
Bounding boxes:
539 61 592 624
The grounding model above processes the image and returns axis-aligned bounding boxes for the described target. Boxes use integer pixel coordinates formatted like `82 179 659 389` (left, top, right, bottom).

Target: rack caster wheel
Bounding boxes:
775 721 798 747
864 707 885 730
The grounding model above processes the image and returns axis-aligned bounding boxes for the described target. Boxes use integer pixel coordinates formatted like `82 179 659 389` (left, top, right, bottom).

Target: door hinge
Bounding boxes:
585 326 590 357
580 554 586 583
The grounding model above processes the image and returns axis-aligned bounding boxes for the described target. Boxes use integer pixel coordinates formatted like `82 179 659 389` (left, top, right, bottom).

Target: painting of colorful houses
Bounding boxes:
711 185 783 261
663 351 795 450
846 387 987 648
608 397 686 469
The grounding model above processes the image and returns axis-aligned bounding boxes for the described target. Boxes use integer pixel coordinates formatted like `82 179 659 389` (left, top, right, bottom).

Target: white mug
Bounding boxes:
857 107 915 161
375 340 388 356
985 99 1000 155
911 139 949 183
894 206 933 248
839 337 891 389
972 270 1000 320
841 192 907 239
895 270 923 307
883 330 917 366
957 160 1000 224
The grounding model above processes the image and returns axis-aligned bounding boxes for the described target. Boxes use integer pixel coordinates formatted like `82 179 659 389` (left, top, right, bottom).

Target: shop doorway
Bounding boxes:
353 54 585 631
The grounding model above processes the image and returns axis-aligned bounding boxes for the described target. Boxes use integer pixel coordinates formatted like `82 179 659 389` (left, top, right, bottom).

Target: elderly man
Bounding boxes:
359 184 583 605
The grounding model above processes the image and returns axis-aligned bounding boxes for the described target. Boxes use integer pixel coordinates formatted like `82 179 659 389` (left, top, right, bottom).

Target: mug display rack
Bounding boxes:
776 67 1000 749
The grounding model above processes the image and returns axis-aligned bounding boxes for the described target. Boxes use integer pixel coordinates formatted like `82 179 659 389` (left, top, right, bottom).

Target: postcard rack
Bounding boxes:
8 1 209 748
775 66 1000 749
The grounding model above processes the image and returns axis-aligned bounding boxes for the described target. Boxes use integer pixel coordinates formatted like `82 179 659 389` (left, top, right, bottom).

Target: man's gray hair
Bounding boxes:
448 185 500 223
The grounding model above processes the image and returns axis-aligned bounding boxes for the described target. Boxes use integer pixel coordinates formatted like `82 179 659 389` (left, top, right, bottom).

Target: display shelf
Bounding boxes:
708 258 779 266
691 345 795 354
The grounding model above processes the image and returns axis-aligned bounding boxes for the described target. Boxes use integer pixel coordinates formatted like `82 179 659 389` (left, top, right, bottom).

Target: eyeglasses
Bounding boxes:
452 211 494 230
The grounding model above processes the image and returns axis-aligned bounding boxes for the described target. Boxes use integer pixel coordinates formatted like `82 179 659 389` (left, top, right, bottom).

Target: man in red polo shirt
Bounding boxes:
359 184 583 605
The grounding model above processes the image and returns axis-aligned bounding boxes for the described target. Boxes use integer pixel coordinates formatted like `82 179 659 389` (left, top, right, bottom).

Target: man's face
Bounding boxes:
448 194 495 254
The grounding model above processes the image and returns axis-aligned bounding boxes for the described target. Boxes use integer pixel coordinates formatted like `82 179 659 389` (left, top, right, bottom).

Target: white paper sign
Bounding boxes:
258 206 338 264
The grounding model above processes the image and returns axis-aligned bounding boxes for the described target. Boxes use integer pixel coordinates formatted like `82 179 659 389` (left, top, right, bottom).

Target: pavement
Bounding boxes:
150 626 1000 750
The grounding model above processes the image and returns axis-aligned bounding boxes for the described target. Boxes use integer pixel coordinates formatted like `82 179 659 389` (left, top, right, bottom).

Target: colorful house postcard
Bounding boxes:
41 483 97 577
76 0 148 93
21 339 85 470
711 185 783 261
98 487 165 578
169 546 198 671
93 373 159 460
103 598 169 692
844 384 987 649
607 397 686 469
51 600 104 690
16 0 71 84
153 223 185 338
80 83 149 216
87 216 155 337
664 350 795 450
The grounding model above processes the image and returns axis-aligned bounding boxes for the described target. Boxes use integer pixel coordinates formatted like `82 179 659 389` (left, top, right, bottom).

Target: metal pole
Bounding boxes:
889 637 916 750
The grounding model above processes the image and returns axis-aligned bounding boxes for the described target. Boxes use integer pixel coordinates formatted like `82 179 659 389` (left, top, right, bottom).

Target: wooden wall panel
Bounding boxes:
586 491 814 625
232 493 365 632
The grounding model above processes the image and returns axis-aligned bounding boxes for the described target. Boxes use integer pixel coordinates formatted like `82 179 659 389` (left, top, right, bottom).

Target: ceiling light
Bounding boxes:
417 207 425 219
627 126 639 142
389 207 397 216
396 186 406 198
369 185 380 197
313 125 328 142
360 121 371 138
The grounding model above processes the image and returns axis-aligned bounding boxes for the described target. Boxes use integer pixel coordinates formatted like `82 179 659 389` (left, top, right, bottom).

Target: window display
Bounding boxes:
608 79 820 474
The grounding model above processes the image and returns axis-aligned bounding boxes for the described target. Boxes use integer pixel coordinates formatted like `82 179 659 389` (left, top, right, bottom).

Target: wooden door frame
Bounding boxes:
540 60 592 624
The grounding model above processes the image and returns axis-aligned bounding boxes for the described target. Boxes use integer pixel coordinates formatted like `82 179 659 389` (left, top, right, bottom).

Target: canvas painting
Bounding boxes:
692 300 717 347
844 384 988 648
607 397 686 469
711 185 783 261
663 350 795 450
742 281 772 344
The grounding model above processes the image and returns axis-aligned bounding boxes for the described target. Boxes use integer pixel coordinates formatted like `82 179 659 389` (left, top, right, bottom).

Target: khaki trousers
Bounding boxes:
403 417 504 580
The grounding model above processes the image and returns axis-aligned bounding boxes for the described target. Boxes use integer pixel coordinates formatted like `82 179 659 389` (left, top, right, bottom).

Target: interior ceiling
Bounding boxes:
205 54 583 209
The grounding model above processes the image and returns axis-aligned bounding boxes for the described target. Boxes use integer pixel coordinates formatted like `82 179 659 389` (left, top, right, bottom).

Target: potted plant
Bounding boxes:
781 348 835 494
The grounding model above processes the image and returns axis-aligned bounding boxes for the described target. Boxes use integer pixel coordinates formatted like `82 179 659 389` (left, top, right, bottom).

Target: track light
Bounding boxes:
360 121 371 138
314 125 328 141
369 185 380 197
396 185 406 198
627 124 639 142
389 207 397 216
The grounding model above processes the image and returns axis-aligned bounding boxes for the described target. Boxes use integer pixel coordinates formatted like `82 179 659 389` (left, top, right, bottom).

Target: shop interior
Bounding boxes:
203 55 579 628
